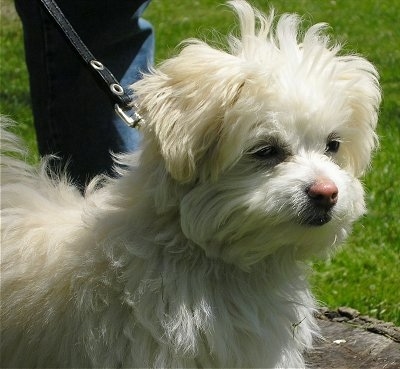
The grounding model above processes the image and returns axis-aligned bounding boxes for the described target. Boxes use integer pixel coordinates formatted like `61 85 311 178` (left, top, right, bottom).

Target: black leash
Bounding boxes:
38 0 144 128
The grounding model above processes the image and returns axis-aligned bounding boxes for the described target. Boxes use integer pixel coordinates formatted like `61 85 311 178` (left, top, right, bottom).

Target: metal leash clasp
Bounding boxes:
114 104 144 129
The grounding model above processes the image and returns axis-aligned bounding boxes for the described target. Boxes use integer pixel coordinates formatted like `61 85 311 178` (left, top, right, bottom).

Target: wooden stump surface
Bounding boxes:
306 307 400 369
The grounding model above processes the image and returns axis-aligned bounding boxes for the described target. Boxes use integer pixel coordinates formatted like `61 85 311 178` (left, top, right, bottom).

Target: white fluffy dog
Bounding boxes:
0 1 380 367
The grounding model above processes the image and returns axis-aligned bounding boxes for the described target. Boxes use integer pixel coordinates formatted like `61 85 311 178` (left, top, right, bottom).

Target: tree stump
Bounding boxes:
306 307 400 369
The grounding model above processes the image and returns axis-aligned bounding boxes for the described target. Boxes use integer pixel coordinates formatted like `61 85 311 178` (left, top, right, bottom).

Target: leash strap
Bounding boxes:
38 0 144 128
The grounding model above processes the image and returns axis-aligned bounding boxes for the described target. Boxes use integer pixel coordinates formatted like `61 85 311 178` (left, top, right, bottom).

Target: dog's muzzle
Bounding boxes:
301 178 338 226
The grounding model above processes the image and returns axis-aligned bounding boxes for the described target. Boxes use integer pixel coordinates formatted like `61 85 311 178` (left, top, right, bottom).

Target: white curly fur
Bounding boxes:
0 1 380 367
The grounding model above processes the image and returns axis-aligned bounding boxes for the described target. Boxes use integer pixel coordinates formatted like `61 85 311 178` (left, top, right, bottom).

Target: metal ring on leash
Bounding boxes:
110 83 124 96
90 60 104 70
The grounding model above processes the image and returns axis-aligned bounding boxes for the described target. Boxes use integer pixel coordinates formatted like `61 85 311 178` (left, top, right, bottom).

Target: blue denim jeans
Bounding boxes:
15 0 154 187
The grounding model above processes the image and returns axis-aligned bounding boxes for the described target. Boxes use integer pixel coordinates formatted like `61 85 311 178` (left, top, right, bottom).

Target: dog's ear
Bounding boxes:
133 41 247 183
337 59 381 177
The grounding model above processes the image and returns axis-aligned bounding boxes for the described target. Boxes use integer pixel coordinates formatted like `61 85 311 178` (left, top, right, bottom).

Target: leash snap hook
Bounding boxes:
114 104 144 129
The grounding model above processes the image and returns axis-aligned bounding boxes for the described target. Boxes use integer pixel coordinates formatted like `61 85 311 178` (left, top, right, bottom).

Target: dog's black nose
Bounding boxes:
306 178 338 210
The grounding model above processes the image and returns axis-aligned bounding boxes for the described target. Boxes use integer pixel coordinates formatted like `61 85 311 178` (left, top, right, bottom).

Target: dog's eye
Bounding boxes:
254 146 279 159
325 140 340 154
325 133 341 154
249 139 289 165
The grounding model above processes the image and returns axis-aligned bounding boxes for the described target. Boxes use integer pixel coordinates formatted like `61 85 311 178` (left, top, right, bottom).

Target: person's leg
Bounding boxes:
15 0 154 187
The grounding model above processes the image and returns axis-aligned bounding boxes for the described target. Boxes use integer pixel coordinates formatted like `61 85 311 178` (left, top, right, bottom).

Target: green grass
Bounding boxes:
1 0 399 325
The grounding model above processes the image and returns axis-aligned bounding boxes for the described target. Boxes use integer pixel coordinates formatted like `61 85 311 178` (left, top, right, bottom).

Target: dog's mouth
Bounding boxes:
300 212 333 227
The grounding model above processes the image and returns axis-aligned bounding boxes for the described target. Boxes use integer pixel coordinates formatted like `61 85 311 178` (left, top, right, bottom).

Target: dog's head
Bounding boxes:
132 0 380 269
